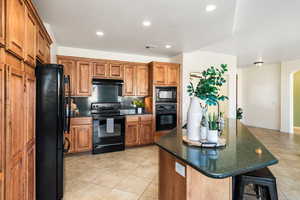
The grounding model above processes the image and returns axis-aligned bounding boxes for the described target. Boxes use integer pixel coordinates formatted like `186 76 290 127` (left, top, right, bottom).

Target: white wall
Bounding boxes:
238 64 281 130
281 59 300 133
181 50 237 124
57 46 173 63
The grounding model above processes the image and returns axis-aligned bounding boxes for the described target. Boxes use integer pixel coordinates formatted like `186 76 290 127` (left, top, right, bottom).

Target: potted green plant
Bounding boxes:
186 64 228 141
207 112 219 143
132 99 145 114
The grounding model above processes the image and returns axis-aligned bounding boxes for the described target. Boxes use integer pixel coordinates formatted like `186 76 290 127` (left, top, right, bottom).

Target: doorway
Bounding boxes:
293 71 300 134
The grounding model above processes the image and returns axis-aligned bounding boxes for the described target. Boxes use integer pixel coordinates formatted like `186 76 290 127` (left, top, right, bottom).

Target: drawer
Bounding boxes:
140 115 153 122
126 116 139 123
70 117 92 125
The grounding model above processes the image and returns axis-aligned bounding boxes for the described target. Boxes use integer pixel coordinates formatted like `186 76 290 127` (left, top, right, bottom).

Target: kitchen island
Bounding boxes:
155 120 278 200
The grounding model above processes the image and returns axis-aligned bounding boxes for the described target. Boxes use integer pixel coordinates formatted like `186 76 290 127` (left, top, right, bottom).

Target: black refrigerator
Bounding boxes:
36 64 71 200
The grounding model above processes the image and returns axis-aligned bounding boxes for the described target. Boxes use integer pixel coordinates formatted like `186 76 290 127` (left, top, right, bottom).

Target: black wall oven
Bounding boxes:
156 87 177 103
156 103 177 131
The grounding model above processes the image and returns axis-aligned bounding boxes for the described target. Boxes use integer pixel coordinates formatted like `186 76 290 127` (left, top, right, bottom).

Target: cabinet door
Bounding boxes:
36 28 45 62
6 157 25 200
109 63 123 79
136 65 149 96
45 43 50 63
153 64 167 85
125 122 139 147
64 130 75 153
167 65 179 85
139 116 153 145
24 145 35 200
6 65 25 165
24 68 35 146
0 64 4 189
24 6 36 67
6 0 25 59
0 0 5 46
93 62 108 78
76 61 91 96
74 125 92 152
123 65 135 96
58 58 76 96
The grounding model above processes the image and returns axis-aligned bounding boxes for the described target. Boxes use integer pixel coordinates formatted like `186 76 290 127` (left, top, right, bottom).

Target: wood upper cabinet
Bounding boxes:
125 121 139 147
45 43 50 63
136 65 149 96
153 64 167 85
6 0 26 59
24 145 35 200
123 65 135 96
0 0 5 46
57 58 76 96
125 115 153 147
109 63 123 79
152 62 180 86
24 5 36 67
123 64 149 96
74 125 92 152
167 65 179 85
76 61 92 96
92 61 109 78
36 27 46 62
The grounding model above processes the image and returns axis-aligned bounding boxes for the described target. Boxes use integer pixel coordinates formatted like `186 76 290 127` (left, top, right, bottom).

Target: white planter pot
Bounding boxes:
200 127 208 140
207 130 219 143
187 97 203 141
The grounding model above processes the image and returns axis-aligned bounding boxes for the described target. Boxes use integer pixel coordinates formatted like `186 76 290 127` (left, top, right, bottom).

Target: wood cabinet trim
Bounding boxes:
0 0 5 46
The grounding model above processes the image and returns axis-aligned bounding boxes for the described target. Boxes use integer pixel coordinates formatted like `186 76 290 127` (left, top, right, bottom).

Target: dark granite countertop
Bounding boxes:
155 119 278 179
70 111 152 118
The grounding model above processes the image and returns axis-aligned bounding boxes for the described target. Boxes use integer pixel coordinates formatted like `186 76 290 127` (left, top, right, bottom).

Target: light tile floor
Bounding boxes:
64 127 300 200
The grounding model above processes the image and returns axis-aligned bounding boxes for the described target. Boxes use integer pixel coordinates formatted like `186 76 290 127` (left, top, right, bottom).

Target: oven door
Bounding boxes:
93 116 125 152
156 113 177 131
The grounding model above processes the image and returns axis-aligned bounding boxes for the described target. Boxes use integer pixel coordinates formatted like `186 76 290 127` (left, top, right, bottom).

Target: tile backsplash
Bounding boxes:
71 96 145 113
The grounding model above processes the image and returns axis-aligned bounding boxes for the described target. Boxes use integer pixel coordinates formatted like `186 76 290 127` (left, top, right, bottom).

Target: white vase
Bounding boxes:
200 126 207 140
137 107 143 114
187 97 203 141
207 130 219 143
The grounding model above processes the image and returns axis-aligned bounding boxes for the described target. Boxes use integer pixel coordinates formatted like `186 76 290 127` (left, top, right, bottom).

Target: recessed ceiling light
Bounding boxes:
96 31 104 36
165 45 172 49
206 4 217 12
142 20 151 27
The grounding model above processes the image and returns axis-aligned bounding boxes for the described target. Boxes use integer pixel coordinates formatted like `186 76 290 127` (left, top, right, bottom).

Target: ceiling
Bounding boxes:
33 0 300 67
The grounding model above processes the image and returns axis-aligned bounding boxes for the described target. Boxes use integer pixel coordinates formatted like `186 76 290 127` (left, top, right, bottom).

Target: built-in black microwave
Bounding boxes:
156 87 177 103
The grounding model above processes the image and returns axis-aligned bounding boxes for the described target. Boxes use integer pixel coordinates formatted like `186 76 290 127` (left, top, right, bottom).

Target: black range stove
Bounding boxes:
91 102 125 154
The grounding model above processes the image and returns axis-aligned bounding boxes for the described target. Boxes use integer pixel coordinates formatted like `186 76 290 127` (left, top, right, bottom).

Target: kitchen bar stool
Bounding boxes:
235 167 278 200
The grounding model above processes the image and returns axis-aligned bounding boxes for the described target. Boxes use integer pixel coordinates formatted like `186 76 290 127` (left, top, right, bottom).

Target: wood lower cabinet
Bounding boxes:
58 58 76 96
76 61 92 96
24 4 36 67
0 0 5 46
6 0 26 59
74 125 92 152
65 117 92 154
125 115 153 147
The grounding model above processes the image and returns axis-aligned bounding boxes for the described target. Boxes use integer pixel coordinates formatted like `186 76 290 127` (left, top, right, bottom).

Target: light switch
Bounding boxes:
175 162 186 177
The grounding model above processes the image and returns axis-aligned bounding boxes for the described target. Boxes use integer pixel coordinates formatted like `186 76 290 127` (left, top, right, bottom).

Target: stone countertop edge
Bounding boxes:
155 142 278 179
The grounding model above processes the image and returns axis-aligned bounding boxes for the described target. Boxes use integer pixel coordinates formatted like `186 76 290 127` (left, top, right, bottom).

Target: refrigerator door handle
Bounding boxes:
64 137 71 153
67 75 71 133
